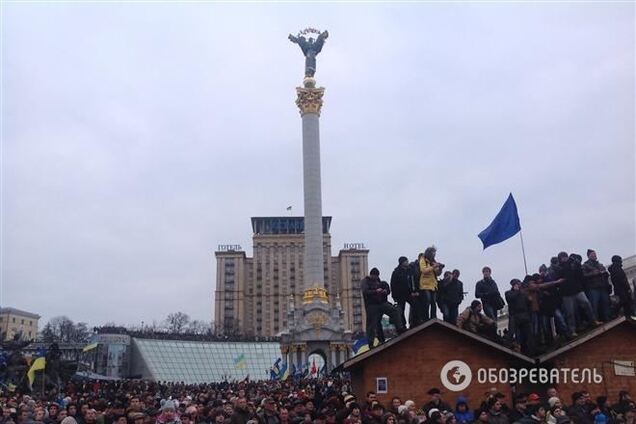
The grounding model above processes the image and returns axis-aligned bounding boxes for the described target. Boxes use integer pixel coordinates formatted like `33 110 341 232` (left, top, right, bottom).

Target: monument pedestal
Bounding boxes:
280 288 351 374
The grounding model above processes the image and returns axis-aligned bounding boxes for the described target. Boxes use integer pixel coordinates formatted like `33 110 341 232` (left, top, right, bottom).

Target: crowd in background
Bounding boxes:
362 247 634 354
2 379 636 424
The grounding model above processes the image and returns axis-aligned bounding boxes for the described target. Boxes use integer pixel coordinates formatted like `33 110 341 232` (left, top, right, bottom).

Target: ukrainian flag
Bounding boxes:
352 337 380 355
27 357 46 388
280 363 289 380
234 353 246 370
83 342 98 352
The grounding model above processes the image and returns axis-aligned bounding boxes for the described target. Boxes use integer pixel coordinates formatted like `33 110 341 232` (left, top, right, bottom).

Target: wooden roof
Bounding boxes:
340 318 536 370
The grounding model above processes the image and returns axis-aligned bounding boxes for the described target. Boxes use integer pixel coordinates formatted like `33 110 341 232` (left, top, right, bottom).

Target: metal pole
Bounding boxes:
519 230 529 275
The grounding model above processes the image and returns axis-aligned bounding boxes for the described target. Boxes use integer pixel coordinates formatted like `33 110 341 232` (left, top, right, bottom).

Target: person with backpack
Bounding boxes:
390 256 418 329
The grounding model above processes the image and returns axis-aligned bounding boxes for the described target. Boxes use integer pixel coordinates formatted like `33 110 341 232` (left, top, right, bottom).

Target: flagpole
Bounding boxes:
519 230 529 275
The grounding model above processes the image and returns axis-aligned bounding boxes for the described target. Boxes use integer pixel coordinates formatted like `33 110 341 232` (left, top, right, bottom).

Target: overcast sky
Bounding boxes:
2 2 634 328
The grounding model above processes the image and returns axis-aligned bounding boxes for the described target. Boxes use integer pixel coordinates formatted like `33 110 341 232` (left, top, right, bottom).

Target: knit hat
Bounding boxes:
160 400 176 412
548 397 560 408
370 268 380 276
398 256 408 265
61 418 78 424
428 409 440 418
343 394 355 404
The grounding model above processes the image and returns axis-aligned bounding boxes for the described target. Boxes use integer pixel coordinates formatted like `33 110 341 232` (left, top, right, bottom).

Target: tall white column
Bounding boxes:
296 78 326 292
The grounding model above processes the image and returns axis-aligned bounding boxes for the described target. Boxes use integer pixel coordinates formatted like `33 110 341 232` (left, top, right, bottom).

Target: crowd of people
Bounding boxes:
3 379 636 424
362 247 634 354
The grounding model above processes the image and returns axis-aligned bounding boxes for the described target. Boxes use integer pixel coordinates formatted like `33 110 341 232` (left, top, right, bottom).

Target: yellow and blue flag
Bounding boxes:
234 353 246 370
352 337 380 355
280 363 289 380
27 357 46 387
83 342 98 352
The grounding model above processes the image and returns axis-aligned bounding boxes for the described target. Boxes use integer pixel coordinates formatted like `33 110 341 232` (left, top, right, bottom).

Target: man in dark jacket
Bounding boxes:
557 252 596 337
514 405 546 424
582 249 611 322
230 399 251 424
505 279 533 354
508 395 528 423
257 399 280 424
538 265 568 344
390 257 418 329
475 267 503 320
609 256 633 317
422 389 452 418
568 392 593 424
361 268 405 349
440 270 464 325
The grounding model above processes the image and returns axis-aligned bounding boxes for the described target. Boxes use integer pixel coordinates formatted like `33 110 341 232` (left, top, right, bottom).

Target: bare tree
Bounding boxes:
164 312 190 334
73 322 91 343
186 320 211 335
39 316 92 343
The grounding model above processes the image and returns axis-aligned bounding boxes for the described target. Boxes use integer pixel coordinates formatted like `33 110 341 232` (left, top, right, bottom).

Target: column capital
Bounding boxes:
296 82 325 116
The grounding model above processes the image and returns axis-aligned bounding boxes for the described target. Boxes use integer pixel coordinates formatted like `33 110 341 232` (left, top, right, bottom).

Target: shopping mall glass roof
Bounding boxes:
132 338 281 383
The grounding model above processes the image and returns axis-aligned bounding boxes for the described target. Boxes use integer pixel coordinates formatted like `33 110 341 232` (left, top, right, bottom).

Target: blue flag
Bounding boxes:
478 193 521 249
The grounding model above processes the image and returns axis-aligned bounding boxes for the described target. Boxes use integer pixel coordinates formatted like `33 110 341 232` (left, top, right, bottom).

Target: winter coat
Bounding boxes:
455 397 474 424
419 258 438 291
567 406 593 424
609 264 632 297
505 289 532 323
583 260 610 290
361 277 391 306
422 400 452 417
390 266 416 301
514 416 544 424
487 411 509 424
441 278 463 306
230 409 252 424
257 412 281 424
475 279 501 306
557 260 585 297
538 281 562 316
156 416 182 424
457 307 494 332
